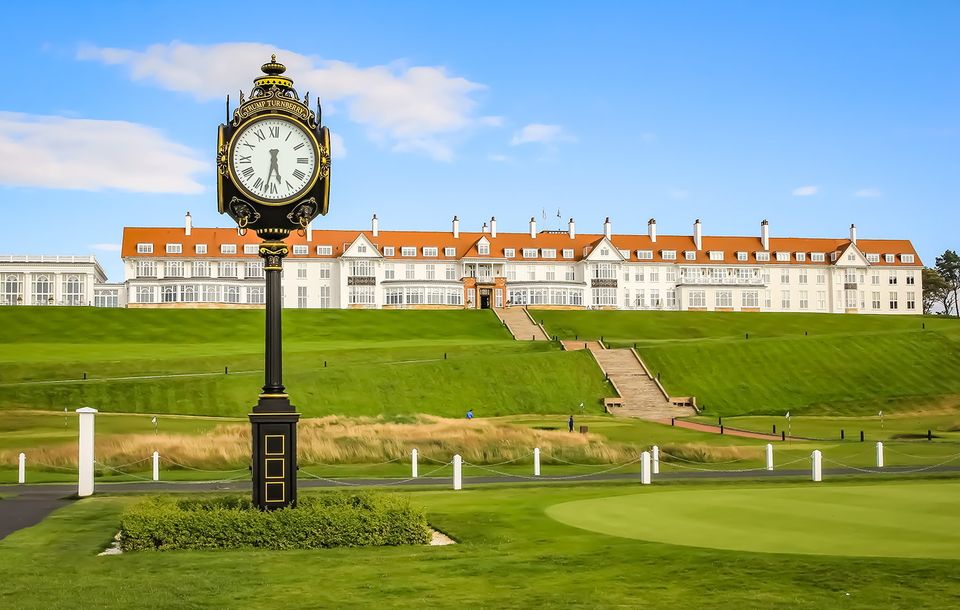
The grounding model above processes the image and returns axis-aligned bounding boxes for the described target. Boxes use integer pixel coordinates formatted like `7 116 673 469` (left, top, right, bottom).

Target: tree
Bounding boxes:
935 250 960 317
922 267 952 314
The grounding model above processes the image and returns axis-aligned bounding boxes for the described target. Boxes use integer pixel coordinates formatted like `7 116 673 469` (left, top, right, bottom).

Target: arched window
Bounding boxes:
2 274 23 305
63 275 84 306
33 274 53 305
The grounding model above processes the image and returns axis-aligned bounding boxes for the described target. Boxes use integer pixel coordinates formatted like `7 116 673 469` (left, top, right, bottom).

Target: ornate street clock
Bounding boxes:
216 55 332 510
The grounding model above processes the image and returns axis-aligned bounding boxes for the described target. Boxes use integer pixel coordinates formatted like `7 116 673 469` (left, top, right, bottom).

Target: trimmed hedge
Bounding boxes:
120 493 431 551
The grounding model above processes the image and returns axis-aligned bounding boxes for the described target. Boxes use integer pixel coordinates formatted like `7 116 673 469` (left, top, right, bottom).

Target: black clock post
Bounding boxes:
216 55 331 509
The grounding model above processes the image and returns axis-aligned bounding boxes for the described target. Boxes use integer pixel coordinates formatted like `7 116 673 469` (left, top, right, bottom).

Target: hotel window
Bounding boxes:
901 254 915 264
872 292 881 309
600 248 610 256
545 265 556 281
297 286 308 308
357 244 368 254
906 292 916 310
811 253 825 262
619 250 631 260
888 272 898 285
866 253 880 263
650 289 661 307
248 286 265 304
523 248 538 258
350 260 375 277
220 262 238 278
426 264 436 280
297 266 307 279
444 247 456 257
716 290 733 308
32 275 53 304
906 273 915 285
818 291 827 310
180 285 197 303
799 290 809 309
737 252 748 261
624 289 631 308
635 289 646 308
756 252 770 262
401 247 416 257
136 260 157 278
780 269 790 284
445 264 457 280
317 245 333 255
383 246 395 257
423 247 438 257
193 261 210 277
137 243 153 254
889 292 898 310
870 271 880 285
776 252 790 262
527 266 536 280
885 254 895 263
817 270 825 285
781 290 791 309
504 248 516 258
844 268 858 285
688 290 706 308
166 243 182 254
665 289 677 308
244 244 259 254
223 286 240 304
795 253 806 262
161 285 177 303
202 285 220 302
405 264 415 280
221 244 237 254
384 264 395 280
319 286 331 308
195 244 207 254
684 251 696 261
165 261 184 278
94 289 119 308
565 266 576 281
637 250 653 260
798 270 808 284
478 243 490 255
709 251 724 261
662 250 677 260
135 286 155 303
1 274 22 305
541 248 557 258
741 291 759 308
665 268 677 282
634 267 645 282
649 268 659 282
319 263 331 279
592 287 617 306
562 249 574 259
848 253 856 261
246 261 264 278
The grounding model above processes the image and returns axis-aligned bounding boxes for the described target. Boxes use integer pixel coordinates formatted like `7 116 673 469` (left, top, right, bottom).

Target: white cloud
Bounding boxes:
510 123 574 146
329 132 346 159
854 187 882 198
78 42 494 161
0 112 204 193
90 243 121 252
792 185 819 197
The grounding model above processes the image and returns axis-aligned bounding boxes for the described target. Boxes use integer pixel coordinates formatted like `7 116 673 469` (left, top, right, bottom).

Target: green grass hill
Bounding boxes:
0 308 612 418
535 310 960 417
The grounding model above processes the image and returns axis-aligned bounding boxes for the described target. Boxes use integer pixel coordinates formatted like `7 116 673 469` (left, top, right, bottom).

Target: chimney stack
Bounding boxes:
452 216 460 239
761 219 770 251
185 212 192 236
529 217 537 238
371 214 379 237
849 223 857 245
693 218 702 250
604 217 612 239
568 218 576 239
482 222 489 234
648 218 657 243
490 217 497 238
306 221 313 242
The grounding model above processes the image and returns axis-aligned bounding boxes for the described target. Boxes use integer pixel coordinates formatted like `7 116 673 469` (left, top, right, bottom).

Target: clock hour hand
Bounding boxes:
267 149 282 184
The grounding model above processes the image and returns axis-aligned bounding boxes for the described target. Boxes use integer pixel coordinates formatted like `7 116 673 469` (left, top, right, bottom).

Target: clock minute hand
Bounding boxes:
268 149 282 184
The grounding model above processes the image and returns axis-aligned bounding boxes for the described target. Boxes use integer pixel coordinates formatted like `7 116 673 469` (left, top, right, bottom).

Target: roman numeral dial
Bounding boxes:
229 117 318 203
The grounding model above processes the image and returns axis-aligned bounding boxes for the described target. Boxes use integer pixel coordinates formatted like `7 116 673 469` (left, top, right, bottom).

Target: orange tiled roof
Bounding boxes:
121 227 923 267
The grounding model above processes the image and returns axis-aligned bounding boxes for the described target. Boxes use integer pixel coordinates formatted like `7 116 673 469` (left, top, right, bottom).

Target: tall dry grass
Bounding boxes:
659 443 762 463
4 416 639 471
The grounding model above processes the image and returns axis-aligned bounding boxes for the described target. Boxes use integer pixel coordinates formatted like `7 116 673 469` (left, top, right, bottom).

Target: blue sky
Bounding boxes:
1 1 957 280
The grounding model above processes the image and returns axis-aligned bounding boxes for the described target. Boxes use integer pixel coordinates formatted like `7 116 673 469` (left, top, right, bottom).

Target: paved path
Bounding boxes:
4 466 959 541
496 307 549 341
670 419 788 441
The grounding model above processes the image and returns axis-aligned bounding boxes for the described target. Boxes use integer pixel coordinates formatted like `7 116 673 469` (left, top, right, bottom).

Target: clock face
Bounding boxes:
230 117 317 203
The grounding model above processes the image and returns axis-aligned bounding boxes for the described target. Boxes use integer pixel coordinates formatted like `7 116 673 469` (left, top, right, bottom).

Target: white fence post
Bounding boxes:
152 451 160 481
77 407 97 497
452 454 462 490
534 447 541 476
876 442 884 468
641 451 651 485
411 448 418 478
18 452 25 484
652 445 660 475
765 443 774 471
811 449 822 482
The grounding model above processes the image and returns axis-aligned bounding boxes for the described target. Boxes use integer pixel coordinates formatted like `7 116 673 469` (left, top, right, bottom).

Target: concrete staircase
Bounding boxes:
496 307 549 341
563 342 695 420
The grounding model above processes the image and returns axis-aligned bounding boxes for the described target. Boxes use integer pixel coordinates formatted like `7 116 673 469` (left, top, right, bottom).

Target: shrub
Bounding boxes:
120 493 431 551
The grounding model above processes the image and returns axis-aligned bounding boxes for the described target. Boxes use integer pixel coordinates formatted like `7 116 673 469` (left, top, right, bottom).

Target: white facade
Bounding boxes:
0 255 122 307
120 216 923 315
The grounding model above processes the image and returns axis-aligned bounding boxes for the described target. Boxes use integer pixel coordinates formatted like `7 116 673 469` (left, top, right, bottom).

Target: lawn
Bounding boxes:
0 308 613 418
1 479 959 607
535 310 960 416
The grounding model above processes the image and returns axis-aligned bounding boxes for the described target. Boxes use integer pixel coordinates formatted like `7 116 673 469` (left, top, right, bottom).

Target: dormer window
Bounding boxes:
221 244 237 254
293 245 308 255
637 250 653 260
884 254 895 263
541 248 557 258
244 244 259 254
775 252 790 262
522 248 537 258
811 253 825 262
401 247 416 257
383 246 395 256
504 248 516 258
317 245 333 256
423 247 438 257
662 250 677 260
756 252 770 262
618 249 630 259
901 254 915 264
736 252 748 261
444 247 456 257
137 243 154 254
795 252 806 262
166 243 182 254
866 253 880 263
195 244 207 254
562 249 574 259
684 251 696 261
478 243 490 255
708 251 724 261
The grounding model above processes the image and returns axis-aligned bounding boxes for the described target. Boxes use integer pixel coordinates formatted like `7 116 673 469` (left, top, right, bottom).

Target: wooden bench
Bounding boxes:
603 397 624 410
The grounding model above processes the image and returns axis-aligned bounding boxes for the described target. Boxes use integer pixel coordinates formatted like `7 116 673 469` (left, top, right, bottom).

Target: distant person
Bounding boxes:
466 409 474 420
568 415 574 432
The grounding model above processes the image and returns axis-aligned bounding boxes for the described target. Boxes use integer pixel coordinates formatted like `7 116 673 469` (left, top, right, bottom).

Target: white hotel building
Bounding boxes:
0 254 123 307
118 213 923 315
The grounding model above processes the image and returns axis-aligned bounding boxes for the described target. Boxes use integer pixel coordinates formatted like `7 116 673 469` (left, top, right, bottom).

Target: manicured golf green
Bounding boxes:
547 480 960 559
